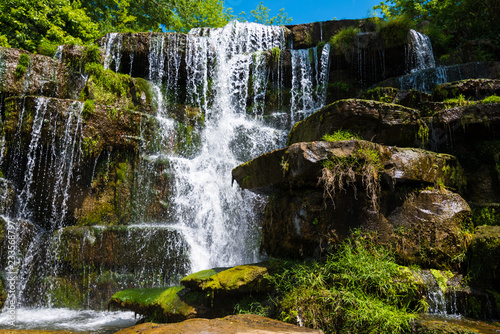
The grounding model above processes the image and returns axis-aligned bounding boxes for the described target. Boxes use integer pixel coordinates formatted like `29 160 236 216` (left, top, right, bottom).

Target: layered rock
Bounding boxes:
468 225 500 290
287 99 427 147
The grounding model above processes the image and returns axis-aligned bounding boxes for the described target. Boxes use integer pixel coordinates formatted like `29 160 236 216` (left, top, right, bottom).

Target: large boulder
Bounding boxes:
387 189 471 268
432 79 500 101
287 99 426 147
180 264 272 295
232 140 466 195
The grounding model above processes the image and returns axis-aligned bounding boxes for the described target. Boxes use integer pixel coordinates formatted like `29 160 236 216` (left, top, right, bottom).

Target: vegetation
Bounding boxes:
239 1 292 26
266 236 423 333
482 95 500 104
330 26 360 54
322 129 360 142
15 53 30 78
319 143 382 211
377 15 415 48
373 0 499 60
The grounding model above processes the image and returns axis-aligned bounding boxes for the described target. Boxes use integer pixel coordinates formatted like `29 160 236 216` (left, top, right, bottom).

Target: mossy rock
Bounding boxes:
415 317 478 334
0 279 6 309
387 189 471 269
287 99 426 148
468 225 500 291
432 79 500 102
109 286 204 322
180 264 272 295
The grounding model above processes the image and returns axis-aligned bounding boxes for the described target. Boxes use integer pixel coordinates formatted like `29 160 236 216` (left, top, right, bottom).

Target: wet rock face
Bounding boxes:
468 225 500 291
0 47 85 100
287 99 427 147
432 79 500 101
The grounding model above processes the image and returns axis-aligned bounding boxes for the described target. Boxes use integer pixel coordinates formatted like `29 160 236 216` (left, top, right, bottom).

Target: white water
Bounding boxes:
169 22 287 272
0 308 136 333
407 29 435 73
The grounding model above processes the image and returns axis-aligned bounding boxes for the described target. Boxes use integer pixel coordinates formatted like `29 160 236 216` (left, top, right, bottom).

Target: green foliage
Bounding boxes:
378 15 415 48
0 35 10 48
83 62 131 107
373 0 500 55
329 81 351 93
320 145 382 210
330 26 360 54
170 0 234 33
82 44 102 65
271 47 281 63
322 129 360 142
269 237 421 333
37 39 59 57
239 1 292 26
0 0 99 53
15 53 30 78
472 207 500 227
482 95 500 104
82 99 95 119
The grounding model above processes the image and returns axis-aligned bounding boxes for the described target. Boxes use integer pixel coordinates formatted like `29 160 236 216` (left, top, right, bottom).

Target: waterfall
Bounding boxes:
168 22 287 272
103 33 123 72
407 29 435 73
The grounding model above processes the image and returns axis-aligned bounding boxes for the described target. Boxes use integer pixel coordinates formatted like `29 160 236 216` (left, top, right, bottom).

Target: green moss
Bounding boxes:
322 129 360 142
82 99 95 119
429 269 453 293
82 44 102 65
417 125 429 147
378 15 415 48
271 47 281 63
330 26 360 54
37 40 59 57
482 95 500 104
46 277 84 309
15 53 30 78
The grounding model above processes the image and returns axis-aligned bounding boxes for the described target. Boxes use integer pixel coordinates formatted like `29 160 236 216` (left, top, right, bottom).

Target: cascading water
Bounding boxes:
406 29 436 73
168 22 288 272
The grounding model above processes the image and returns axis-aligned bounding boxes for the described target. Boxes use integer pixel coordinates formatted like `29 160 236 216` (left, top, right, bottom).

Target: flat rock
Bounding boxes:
114 314 323 334
287 99 426 147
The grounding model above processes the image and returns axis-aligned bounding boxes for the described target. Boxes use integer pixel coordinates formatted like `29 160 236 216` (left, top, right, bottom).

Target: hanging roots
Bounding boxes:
318 148 381 212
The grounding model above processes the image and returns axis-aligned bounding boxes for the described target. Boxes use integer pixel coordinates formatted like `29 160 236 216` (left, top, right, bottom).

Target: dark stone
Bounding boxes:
287 99 426 147
468 225 500 291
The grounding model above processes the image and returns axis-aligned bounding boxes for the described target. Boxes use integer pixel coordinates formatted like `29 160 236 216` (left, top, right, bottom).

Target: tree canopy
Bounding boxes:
0 0 292 54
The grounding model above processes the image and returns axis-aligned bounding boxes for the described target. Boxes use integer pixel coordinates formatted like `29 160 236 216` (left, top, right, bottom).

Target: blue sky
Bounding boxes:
226 0 383 24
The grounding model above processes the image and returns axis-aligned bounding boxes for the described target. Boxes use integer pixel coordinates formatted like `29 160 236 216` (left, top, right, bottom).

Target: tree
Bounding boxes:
0 0 99 53
169 0 234 32
240 1 292 26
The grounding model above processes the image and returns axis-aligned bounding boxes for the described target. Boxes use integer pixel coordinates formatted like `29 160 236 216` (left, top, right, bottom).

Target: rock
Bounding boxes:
0 279 6 309
109 286 205 322
415 317 481 334
0 331 77 334
387 189 471 268
468 225 500 291
180 264 272 295
432 79 500 101
287 99 427 147
232 140 466 195
114 314 323 334
0 47 85 99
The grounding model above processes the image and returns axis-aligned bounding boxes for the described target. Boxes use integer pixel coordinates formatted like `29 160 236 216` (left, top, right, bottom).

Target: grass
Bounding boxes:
268 235 423 333
322 129 360 142
482 95 500 104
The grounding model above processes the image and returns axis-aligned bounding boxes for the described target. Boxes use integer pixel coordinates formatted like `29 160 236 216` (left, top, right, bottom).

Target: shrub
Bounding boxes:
330 26 360 54
378 15 415 48
37 39 59 57
82 44 102 65
82 99 95 119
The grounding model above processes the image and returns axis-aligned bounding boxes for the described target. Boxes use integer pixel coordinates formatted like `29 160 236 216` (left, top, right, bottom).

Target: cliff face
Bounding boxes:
0 19 498 313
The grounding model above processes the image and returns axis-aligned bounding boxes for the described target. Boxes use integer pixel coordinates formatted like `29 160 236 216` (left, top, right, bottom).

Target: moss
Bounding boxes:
322 129 360 142
15 53 30 78
181 265 271 294
110 286 201 322
429 269 453 293
330 26 360 54
468 226 500 290
82 44 102 65
82 99 95 119
482 95 500 104
271 47 281 64
417 125 429 147
46 277 84 309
